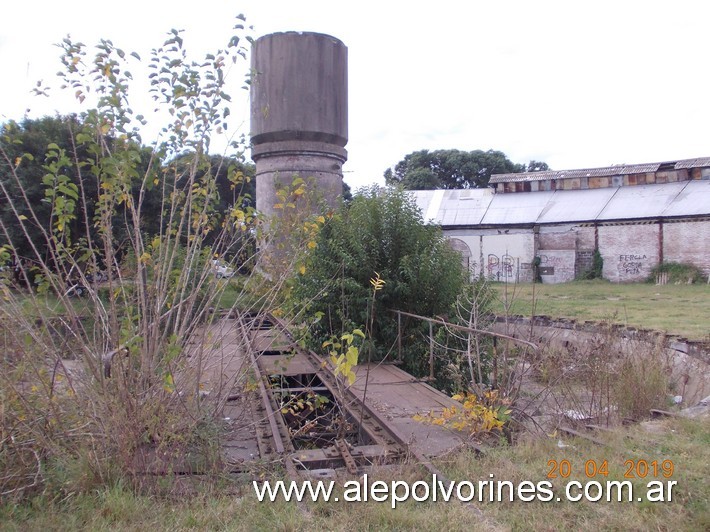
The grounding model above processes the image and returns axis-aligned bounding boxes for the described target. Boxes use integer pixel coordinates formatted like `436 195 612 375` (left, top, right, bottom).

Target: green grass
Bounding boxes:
491 280 710 341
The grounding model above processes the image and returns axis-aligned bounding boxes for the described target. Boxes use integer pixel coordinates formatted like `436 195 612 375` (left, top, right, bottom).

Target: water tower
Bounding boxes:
250 32 348 218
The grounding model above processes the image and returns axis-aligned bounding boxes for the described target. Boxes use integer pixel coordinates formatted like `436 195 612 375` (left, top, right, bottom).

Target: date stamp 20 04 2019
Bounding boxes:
547 459 674 480
546 459 677 503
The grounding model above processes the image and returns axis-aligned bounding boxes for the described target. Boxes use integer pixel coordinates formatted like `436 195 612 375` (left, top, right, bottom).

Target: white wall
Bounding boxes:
446 230 535 282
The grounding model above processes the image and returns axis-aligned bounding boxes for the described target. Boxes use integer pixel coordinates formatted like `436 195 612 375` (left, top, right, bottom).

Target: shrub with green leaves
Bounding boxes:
291 185 468 377
648 261 705 284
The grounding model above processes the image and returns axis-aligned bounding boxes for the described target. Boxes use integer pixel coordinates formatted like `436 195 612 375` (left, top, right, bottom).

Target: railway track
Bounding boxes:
235 311 409 477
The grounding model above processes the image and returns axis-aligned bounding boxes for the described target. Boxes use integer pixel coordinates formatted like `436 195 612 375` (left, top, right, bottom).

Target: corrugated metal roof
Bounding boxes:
674 157 710 169
410 190 439 222
490 163 662 184
411 188 494 225
408 180 710 227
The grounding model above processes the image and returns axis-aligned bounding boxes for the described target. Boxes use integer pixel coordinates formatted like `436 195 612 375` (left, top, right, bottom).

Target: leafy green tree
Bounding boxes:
0 115 164 278
164 152 256 268
0 117 259 278
0 116 91 268
384 149 545 189
291 185 468 377
525 159 550 172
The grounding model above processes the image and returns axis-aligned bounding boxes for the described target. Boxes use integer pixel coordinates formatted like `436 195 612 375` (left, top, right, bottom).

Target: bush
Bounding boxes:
578 249 604 280
290 186 468 378
612 345 671 419
648 262 705 284
0 16 277 501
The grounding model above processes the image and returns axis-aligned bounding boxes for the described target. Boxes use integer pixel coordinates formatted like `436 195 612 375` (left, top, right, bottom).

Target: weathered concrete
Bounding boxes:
492 315 710 405
250 32 348 217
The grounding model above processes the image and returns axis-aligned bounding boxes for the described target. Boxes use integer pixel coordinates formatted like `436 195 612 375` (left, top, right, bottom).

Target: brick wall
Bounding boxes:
539 230 576 250
663 220 710 276
538 250 576 283
575 250 594 277
575 226 596 249
599 223 660 282
446 219 708 284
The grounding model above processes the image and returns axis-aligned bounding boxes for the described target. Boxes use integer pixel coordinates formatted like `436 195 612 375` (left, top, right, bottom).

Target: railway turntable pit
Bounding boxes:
204 312 467 479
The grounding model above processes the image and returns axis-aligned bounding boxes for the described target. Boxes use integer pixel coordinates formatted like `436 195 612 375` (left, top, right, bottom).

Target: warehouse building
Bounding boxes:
410 157 710 283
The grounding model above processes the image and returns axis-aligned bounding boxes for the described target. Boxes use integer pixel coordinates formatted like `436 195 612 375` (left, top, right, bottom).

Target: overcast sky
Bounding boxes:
2 0 709 190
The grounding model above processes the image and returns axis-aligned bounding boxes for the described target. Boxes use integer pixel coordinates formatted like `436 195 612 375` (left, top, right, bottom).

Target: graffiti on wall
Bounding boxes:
487 254 517 281
618 253 648 276
538 254 565 267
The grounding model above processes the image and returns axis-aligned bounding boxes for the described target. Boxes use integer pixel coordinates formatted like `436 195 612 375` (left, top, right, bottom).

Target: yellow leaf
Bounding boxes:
299 265 306 275
163 373 175 393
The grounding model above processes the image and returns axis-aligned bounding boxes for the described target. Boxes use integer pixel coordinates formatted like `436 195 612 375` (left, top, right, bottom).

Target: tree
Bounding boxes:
291 185 468 377
165 152 256 267
0 116 99 270
384 149 544 189
525 160 550 172
0 116 260 279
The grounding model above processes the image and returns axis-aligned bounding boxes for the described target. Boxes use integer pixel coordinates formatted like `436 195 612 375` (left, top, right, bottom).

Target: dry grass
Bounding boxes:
491 280 710 340
436 415 710 531
1 415 706 531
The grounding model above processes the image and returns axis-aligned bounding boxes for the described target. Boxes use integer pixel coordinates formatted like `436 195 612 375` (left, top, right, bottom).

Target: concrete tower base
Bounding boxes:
253 140 347 218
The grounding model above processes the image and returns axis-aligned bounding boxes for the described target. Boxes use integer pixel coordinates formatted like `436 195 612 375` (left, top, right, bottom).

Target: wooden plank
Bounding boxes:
258 353 316 375
349 364 465 458
650 408 683 418
559 426 606 446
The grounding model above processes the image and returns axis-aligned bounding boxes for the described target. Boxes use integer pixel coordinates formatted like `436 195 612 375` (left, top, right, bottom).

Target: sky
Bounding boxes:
2 0 709 190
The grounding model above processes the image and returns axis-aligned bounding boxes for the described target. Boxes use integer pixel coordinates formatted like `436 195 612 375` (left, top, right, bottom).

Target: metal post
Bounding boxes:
397 311 402 362
429 321 434 381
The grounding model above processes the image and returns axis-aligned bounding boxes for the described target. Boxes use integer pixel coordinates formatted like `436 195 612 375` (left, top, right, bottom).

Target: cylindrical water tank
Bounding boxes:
250 32 348 218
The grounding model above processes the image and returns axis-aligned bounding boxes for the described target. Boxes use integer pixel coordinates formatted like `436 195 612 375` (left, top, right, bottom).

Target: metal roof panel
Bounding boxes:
674 157 710 169
480 191 555 225
536 187 618 223
411 181 710 226
662 180 710 216
596 182 688 220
